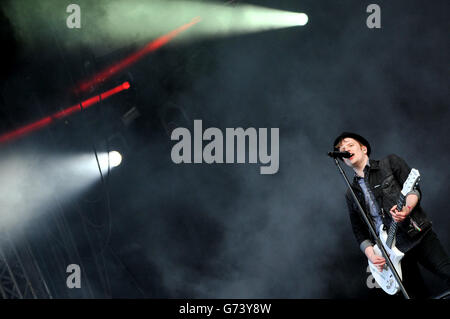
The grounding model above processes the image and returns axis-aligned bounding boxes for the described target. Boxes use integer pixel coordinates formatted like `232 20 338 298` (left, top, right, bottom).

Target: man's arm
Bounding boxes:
388 153 421 201
345 191 373 253
364 246 386 271
388 154 421 222
345 191 386 271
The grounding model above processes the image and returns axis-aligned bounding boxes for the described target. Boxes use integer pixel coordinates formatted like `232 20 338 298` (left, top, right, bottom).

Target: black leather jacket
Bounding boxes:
345 154 432 253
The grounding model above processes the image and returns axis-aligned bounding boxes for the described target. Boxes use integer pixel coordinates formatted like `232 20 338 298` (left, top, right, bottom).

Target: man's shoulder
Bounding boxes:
384 153 403 161
375 153 402 162
374 153 405 168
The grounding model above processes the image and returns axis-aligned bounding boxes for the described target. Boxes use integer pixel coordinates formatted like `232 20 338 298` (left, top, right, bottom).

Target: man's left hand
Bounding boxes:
389 204 411 223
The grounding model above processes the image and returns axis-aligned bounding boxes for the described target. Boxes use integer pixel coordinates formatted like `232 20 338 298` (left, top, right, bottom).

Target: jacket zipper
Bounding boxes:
410 217 422 232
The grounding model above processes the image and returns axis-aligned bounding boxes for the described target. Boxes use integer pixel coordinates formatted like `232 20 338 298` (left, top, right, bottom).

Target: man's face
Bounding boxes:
337 137 367 167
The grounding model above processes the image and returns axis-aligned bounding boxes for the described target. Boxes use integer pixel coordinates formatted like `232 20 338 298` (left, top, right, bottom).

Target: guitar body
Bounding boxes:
368 224 405 295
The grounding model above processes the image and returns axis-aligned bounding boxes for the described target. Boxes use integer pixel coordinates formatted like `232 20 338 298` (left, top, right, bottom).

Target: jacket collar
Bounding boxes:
368 158 380 170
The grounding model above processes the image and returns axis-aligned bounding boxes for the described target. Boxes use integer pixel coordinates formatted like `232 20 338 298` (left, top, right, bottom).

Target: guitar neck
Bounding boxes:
385 193 406 248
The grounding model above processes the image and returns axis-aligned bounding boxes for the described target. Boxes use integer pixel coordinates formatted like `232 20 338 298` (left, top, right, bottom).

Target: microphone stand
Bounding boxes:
331 157 411 299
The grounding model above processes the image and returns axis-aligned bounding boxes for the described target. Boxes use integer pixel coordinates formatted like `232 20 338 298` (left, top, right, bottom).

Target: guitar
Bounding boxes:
368 168 420 295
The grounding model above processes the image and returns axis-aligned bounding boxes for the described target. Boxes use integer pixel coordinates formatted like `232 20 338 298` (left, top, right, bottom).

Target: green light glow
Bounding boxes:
5 0 308 53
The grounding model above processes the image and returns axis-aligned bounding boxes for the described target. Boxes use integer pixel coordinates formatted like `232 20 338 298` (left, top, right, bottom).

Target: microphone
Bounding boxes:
327 151 353 159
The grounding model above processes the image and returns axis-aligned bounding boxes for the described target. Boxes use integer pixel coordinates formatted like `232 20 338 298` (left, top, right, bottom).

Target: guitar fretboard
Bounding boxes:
385 193 405 248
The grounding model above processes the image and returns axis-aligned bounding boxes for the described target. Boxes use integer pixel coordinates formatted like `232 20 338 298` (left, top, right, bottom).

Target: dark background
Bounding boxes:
0 0 448 298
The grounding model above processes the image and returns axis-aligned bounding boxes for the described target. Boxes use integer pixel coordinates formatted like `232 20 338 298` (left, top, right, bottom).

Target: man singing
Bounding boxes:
334 132 450 298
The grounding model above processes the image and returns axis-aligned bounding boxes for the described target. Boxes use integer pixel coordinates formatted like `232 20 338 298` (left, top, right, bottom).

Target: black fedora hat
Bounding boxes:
333 132 371 156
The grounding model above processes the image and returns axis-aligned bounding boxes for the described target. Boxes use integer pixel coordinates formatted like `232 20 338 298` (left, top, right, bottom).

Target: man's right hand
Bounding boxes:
365 246 386 272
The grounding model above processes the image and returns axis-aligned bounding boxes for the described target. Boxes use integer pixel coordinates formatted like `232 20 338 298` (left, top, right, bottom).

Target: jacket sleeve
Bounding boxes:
387 154 421 202
345 190 374 254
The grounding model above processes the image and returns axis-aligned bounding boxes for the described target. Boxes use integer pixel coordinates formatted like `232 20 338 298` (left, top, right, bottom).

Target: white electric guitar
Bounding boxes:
368 168 420 295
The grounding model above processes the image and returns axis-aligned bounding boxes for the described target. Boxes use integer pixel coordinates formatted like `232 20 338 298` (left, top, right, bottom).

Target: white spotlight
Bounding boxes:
97 151 122 172
296 13 309 26
108 151 122 168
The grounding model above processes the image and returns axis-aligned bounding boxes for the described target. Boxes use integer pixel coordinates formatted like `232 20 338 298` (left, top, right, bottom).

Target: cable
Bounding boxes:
90 92 113 255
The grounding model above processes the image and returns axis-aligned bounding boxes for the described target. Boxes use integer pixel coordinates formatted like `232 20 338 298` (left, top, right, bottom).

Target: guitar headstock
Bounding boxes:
401 168 420 196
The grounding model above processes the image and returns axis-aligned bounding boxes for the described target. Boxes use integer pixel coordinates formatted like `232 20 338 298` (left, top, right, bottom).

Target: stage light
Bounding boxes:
108 151 122 168
5 1 308 55
96 151 122 173
122 81 131 90
298 13 309 26
284 12 309 27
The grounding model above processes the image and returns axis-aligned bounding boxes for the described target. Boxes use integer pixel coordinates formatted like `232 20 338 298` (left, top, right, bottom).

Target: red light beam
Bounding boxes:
0 82 131 145
75 17 201 94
